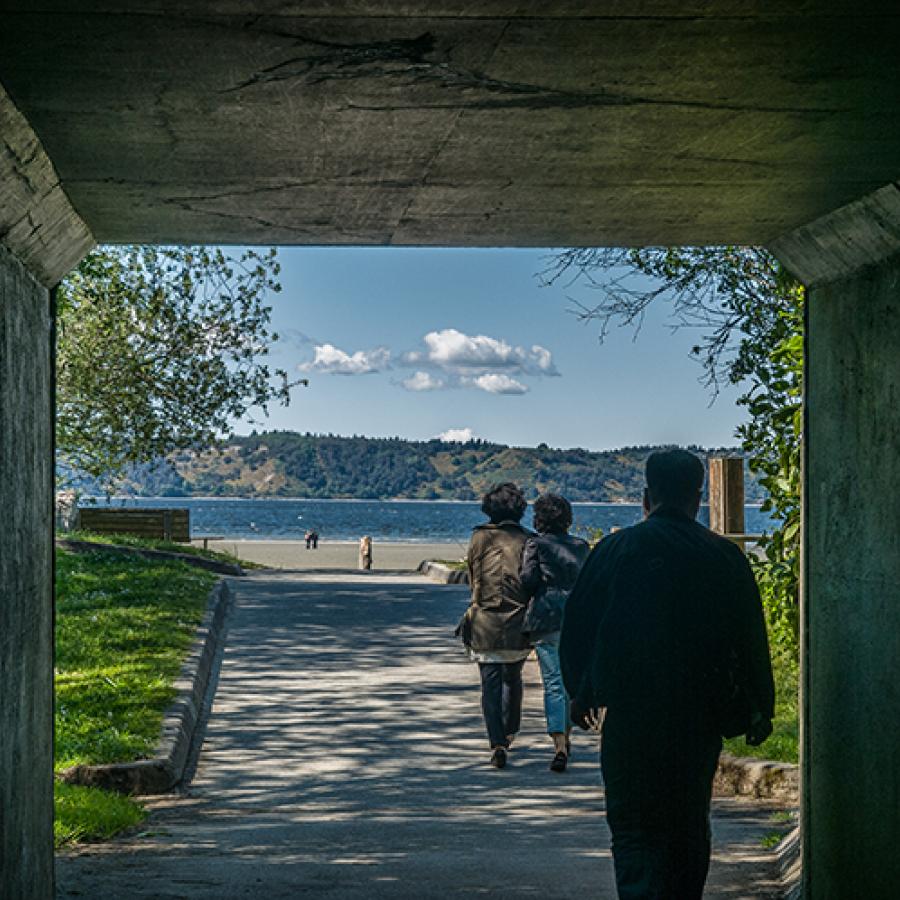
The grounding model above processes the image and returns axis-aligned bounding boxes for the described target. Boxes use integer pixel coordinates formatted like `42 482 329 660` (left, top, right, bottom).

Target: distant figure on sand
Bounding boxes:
560 449 775 899
359 535 373 569
520 494 589 773
310 530 319 549
456 483 531 769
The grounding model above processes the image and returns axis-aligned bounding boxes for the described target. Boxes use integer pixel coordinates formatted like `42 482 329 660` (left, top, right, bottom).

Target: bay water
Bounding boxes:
86 497 776 544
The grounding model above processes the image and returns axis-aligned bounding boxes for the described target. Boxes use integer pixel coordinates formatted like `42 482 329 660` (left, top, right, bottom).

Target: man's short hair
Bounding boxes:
481 482 527 524
645 449 705 507
533 493 573 534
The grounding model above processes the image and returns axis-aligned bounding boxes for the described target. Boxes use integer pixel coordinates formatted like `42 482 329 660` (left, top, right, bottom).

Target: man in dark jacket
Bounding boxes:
559 449 775 899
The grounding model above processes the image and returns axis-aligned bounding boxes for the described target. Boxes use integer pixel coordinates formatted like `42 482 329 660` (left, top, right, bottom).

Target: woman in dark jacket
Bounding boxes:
458 482 531 768
520 493 589 772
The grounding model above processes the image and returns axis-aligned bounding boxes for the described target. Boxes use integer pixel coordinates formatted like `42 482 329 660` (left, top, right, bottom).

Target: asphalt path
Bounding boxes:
56 571 788 899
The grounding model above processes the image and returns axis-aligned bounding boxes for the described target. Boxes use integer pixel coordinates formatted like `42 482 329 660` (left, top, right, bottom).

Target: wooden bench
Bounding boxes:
77 507 190 542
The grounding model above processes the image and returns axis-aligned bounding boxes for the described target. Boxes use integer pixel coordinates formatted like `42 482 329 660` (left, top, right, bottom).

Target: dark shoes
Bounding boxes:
550 751 568 773
490 747 508 769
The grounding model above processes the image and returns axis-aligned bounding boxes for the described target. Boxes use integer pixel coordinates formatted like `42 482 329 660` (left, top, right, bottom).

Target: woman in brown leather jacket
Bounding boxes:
458 482 531 768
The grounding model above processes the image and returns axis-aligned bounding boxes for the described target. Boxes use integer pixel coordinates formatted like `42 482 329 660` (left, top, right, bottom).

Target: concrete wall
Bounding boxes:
0 244 54 899
804 253 900 898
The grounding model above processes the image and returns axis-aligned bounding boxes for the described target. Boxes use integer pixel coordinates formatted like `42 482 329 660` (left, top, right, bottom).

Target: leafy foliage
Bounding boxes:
57 246 294 486
545 247 803 649
737 294 804 647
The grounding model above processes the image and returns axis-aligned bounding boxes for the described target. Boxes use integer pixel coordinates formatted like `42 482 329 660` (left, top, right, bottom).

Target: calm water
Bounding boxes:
86 497 776 543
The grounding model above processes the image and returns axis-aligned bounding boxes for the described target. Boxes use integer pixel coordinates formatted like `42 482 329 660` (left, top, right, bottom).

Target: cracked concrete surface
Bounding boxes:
1 5 899 247
56 571 790 899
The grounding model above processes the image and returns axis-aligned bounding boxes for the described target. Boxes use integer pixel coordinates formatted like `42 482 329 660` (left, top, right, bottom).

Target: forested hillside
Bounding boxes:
91 432 762 503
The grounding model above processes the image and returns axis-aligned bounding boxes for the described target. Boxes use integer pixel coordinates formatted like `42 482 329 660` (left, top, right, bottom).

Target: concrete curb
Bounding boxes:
777 825 802 898
715 753 799 802
58 579 234 795
57 538 244 576
417 560 469 584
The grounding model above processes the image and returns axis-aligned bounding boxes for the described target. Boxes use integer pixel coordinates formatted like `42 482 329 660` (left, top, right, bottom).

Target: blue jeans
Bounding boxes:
535 637 569 734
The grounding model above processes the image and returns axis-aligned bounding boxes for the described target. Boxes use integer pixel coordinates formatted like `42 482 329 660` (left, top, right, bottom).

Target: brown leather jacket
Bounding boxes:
461 521 531 653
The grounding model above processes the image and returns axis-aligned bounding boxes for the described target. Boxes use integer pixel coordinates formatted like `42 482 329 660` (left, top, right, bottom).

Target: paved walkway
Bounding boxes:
57 571 789 899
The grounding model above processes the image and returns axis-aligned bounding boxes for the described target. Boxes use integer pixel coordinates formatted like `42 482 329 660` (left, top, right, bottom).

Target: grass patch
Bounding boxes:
56 548 216 769
770 810 796 824
723 644 799 764
54 782 145 848
760 830 785 850
432 558 467 571
62 528 259 569
55 548 215 845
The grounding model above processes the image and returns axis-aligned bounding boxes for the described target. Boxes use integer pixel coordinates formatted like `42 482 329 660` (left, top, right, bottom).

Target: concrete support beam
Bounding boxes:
802 255 900 899
0 244 54 899
774 187 900 899
0 80 89 898
772 183 900 286
0 81 93 286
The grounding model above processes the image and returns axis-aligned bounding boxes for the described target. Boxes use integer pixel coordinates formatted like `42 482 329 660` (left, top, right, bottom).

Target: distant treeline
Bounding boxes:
68 431 763 503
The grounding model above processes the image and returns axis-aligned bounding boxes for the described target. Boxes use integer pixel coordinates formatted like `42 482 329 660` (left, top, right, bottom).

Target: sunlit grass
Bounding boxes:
55 549 216 843
723 645 799 764
56 548 216 768
63 528 261 568
54 782 145 848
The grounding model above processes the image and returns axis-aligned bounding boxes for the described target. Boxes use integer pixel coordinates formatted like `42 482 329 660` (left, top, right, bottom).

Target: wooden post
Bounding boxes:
708 456 745 535
358 535 373 570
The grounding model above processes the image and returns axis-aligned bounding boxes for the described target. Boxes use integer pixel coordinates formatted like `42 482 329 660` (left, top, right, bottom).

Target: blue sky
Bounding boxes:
248 247 746 452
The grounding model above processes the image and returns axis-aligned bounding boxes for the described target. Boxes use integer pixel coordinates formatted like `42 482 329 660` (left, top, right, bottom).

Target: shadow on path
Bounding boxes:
57 571 788 899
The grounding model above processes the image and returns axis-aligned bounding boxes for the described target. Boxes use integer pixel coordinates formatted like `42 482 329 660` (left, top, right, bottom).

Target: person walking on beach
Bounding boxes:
520 494 589 773
456 483 531 769
559 448 775 899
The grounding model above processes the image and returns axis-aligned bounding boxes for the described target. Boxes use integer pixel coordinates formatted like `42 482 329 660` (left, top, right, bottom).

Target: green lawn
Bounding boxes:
55 548 217 847
62 528 259 569
432 558 467 571
723 644 799 764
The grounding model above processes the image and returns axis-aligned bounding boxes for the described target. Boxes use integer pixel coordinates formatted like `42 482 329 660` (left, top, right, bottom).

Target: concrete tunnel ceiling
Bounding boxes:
2 3 900 249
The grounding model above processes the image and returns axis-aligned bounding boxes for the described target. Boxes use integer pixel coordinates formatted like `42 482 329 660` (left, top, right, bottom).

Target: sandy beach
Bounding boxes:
193 538 467 571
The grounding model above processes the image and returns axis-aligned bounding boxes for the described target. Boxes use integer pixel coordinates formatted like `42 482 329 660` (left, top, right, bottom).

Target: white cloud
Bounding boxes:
400 371 445 392
465 373 529 395
402 329 559 377
530 344 556 373
299 343 390 376
438 427 476 442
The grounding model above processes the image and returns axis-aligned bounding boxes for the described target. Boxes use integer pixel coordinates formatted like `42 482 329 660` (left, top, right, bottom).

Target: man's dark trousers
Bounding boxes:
478 660 525 748
602 710 722 900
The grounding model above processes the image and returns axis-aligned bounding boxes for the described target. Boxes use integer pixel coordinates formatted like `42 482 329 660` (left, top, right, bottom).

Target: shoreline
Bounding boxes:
79 495 766 507
195 539 467 571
